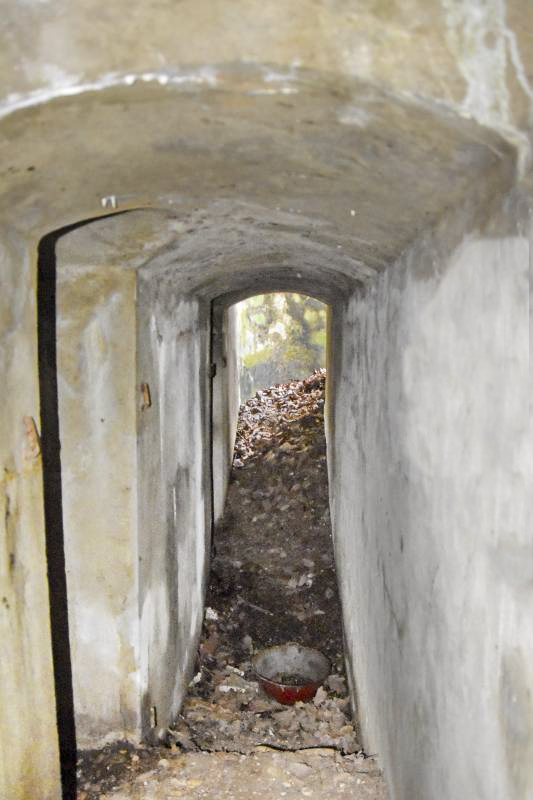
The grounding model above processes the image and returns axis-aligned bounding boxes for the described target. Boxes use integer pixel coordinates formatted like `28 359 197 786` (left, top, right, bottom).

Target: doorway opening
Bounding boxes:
37 210 137 799
237 292 327 403
173 292 358 754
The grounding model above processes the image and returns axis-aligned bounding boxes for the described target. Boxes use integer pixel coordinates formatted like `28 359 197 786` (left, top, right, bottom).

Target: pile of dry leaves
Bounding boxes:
233 369 326 467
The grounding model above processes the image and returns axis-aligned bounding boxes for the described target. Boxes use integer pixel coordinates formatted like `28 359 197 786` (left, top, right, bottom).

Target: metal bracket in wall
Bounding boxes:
150 706 157 729
23 416 41 461
141 382 152 411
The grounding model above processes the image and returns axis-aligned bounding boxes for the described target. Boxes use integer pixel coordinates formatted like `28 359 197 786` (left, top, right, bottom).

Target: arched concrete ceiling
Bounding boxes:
57 205 361 302
1 0 532 148
17 67 516 286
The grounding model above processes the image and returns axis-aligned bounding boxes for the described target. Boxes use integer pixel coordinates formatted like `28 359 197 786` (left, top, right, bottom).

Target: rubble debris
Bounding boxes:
76 741 172 799
175 369 360 756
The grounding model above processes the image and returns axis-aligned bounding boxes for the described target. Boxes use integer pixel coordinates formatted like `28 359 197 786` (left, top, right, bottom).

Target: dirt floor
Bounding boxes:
97 749 387 799
77 371 388 799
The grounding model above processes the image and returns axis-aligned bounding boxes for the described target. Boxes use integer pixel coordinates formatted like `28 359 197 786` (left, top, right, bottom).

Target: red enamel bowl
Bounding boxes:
252 643 330 705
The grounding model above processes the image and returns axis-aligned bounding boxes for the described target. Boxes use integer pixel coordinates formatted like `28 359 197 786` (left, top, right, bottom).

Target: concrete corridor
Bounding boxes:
1 6 531 800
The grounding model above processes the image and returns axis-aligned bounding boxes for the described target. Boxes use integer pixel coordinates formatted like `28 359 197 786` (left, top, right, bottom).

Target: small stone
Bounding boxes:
327 674 346 695
287 761 313 778
338 724 354 736
189 671 203 686
313 686 328 707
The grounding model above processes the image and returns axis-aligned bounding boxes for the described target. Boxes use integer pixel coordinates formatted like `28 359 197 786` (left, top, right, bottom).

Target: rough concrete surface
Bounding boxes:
57 264 139 745
136 281 211 741
0 4 531 800
0 230 61 799
1 0 531 152
333 183 532 799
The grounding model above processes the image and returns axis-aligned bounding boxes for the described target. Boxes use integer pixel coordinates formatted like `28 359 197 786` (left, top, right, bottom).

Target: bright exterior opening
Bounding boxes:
236 293 327 401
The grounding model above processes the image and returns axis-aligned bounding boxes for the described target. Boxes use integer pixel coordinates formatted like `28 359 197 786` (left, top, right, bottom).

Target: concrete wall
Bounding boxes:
57 261 140 746
137 272 212 740
56 232 215 745
0 231 61 799
332 182 532 800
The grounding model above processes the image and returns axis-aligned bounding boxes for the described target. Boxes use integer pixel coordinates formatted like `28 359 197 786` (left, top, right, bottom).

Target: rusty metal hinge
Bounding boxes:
141 382 152 411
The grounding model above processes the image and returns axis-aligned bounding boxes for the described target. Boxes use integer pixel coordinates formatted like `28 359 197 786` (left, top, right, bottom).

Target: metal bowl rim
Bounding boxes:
252 642 330 688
